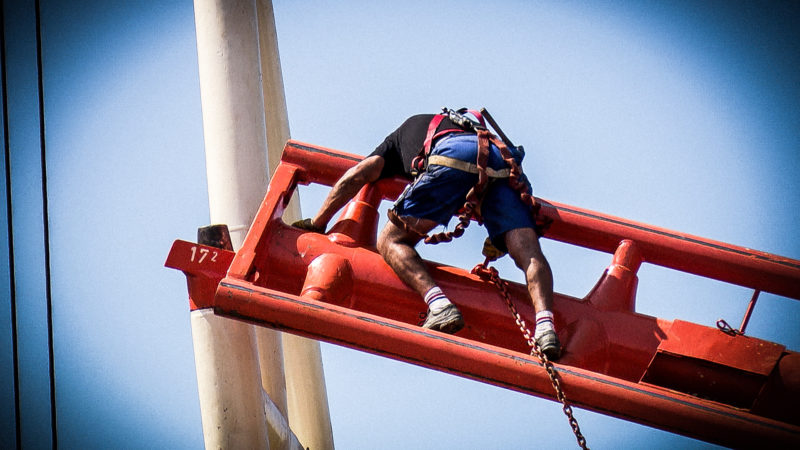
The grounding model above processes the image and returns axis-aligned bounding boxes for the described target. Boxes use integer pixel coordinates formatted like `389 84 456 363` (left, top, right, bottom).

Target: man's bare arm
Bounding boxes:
309 155 385 231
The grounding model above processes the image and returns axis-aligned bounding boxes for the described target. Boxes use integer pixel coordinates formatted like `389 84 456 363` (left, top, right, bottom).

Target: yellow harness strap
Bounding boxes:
426 155 511 178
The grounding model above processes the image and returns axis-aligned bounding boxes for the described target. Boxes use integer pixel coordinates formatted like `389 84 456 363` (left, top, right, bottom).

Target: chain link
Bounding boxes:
472 263 589 449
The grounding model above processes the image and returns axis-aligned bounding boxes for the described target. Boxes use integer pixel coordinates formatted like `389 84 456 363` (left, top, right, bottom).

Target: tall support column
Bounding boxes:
282 335 335 450
256 1 335 448
190 311 267 449
254 0 290 425
192 0 271 447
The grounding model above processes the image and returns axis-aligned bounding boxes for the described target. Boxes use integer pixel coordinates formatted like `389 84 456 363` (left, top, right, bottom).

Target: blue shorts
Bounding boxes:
393 134 536 251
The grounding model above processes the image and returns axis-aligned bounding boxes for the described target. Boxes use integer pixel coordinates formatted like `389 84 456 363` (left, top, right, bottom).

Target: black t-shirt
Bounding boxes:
369 114 464 179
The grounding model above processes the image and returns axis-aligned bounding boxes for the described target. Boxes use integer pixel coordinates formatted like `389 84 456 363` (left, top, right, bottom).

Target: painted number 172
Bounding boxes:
190 246 218 264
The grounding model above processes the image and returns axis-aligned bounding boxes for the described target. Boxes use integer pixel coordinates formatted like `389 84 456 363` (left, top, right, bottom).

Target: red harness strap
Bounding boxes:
412 114 466 175
421 114 446 156
461 108 485 127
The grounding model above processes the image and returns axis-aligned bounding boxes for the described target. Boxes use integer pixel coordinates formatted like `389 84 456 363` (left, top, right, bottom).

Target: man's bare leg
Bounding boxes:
377 218 438 296
505 227 561 360
377 218 464 333
505 227 554 313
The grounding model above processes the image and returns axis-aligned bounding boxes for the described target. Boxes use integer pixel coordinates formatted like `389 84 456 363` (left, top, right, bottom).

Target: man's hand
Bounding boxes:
482 237 507 261
292 218 325 233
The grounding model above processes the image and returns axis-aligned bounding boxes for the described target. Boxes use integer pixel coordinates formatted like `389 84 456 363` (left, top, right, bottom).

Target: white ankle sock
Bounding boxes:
534 310 555 339
424 286 452 313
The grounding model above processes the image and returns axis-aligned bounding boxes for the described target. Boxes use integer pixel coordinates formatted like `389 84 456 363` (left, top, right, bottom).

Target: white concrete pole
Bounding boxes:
254 0 290 422
256 0 292 177
192 0 272 447
190 311 267 449
256 2 335 448
282 335 336 450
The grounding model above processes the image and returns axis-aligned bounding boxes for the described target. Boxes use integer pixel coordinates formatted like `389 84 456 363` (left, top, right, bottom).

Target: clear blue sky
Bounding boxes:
2 0 799 448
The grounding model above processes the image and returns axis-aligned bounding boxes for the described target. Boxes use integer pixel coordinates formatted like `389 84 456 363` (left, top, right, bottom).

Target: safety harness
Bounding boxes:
388 107 550 246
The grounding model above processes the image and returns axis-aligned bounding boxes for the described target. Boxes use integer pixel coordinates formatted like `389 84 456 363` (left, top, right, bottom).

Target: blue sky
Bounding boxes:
2 0 799 448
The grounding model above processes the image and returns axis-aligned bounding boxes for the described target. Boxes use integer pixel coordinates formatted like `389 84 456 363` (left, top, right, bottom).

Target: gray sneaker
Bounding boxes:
421 304 465 334
535 330 562 361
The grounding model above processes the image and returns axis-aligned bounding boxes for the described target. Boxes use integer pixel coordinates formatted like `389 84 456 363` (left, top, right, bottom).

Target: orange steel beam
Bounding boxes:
211 280 800 447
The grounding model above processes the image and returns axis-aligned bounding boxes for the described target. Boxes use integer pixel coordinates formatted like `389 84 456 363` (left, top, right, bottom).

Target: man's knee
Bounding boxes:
377 222 401 257
378 219 421 256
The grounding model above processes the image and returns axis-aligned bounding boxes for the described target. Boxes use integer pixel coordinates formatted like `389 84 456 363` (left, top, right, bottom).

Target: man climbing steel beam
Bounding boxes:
293 108 562 360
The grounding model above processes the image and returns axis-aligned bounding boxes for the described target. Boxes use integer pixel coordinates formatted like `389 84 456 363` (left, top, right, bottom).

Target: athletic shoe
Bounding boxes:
536 330 562 361
421 304 465 334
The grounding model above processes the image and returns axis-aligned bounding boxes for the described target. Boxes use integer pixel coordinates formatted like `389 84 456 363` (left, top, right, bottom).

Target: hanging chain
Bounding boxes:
472 262 589 449
424 201 476 244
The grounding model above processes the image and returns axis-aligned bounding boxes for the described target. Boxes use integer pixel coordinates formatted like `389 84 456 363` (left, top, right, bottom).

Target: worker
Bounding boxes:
293 110 561 360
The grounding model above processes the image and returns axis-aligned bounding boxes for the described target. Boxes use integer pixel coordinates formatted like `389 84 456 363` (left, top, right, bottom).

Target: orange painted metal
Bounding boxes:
165 239 234 310
166 140 800 447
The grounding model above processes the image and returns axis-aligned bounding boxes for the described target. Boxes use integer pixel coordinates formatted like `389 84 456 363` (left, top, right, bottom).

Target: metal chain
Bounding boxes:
472 263 589 449
424 201 476 245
